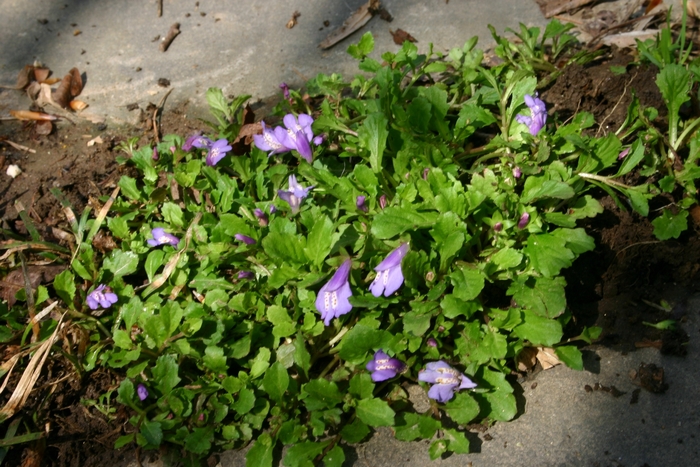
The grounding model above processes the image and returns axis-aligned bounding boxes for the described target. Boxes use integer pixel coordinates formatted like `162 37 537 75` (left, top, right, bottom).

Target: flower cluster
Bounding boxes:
182 134 232 166
253 113 323 163
516 93 547 136
314 243 409 326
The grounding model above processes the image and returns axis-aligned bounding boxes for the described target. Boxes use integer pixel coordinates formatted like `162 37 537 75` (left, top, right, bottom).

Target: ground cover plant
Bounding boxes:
2 7 700 466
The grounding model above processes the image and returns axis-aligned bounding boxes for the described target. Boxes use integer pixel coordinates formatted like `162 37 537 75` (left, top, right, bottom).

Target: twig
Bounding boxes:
615 240 661 257
160 23 181 52
2 139 36 154
153 87 173 143
157 0 163 17
596 70 638 137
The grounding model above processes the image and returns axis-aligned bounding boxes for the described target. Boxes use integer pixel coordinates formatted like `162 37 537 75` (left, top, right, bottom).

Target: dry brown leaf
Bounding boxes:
517 347 538 372
15 65 34 90
319 0 380 49
69 67 83 97
0 265 66 308
9 110 57 121
51 68 83 109
87 136 103 147
390 28 417 45
536 347 562 370
231 105 258 155
69 100 88 111
34 120 53 136
33 67 51 83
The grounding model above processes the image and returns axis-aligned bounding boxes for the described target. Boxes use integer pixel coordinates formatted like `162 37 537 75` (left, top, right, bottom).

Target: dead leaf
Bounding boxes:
87 136 103 147
0 265 66 308
33 67 51 83
69 100 88 111
536 347 562 370
319 0 381 49
517 347 538 371
645 0 663 14
34 120 53 136
286 11 301 29
52 68 83 109
73 29 81 36
230 105 258 155
9 110 57 121
390 28 417 45
15 65 34 89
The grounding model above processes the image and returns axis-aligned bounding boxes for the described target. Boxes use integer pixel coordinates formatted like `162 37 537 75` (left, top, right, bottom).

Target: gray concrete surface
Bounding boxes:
0 0 546 124
4 1 700 466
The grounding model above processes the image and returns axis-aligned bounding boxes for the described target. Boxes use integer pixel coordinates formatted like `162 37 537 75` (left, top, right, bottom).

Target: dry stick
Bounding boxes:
2 139 36 154
157 0 163 17
160 23 181 52
153 87 174 144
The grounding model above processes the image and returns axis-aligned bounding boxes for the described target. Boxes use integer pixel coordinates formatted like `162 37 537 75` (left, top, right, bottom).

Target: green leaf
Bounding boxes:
263 361 289 402
359 113 389 173
440 294 480 319
53 270 76 308
338 324 384 364
233 388 256 414
491 247 523 270
340 419 370 444
513 310 563 346
429 439 447 460
114 433 135 449
444 428 470 454
555 346 583 370
656 64 691 145
185 427 214 455
250 348 271 379
161 202 184 228
508 276 566 318
445 392 480 425
356 397 395 427
262 231 307 264
116 379 135 406
347 31 375 59
246 433 274 467
371 207 438 239
303 379 343 410
103 250 139 278
403 309 433 336
652 209 688 240
616 138 646 176
521 178 574 203
152 354 181 395
394 413 440 441
449 268 484 302
349 373 375 400
140 421 163 446
524 233 575 278
145 249 165 283
323 445 345 467
304 216 334 266
283 440 331 467
118 176 141 200
551 228 595 255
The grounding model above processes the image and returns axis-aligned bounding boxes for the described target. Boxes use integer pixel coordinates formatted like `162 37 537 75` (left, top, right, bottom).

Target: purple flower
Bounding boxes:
366 350 406 382
517 212 530 229
235 233 256 245
206 138 232 166
427 338 438 347
515 93 547 136
253 121 292 156
254 208 269 227
512 167 522 178
423 168 430 180
147 227 180 247
280 114 315 163
137 384 149 401
86 284 118 310
269 205 278 214
183 133 212 151
313 134 326 146
279 82 290 100
418 361 477 403
356 195 368 213
493 222 503 233
618 148 630 160
152 146 159 161
278 175 313 214
315 259 353 326
369 243 409 297
379 194 388 210
238 271 254 280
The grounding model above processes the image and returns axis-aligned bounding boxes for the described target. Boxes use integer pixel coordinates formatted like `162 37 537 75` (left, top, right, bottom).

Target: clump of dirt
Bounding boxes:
543 49 667 136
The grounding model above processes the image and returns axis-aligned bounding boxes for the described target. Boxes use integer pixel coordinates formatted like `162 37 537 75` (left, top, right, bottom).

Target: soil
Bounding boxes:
0 48 697 466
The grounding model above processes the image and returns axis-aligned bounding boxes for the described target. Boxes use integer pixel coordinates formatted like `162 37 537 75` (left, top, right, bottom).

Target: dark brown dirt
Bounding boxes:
0 48 696 466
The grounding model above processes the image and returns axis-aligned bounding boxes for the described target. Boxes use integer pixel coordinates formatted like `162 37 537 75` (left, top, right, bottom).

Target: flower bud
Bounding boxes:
512 167 521 178
356 195 369 212
254 208 269 227
152 146 159 161
379 194 388 210
494 222 503 232
518 212 530 229
427 338 438 347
